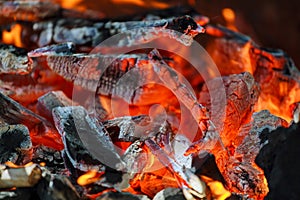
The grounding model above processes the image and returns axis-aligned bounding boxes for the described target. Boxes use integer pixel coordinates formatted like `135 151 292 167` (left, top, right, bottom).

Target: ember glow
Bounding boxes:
201 175 231 200
77 170 102 186
222 8 238 31
2 24 23 47
0 1 299 200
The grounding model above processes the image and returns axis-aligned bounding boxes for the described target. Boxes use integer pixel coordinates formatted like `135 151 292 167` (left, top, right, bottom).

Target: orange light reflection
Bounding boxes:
201 175 231 200
2 24 23 47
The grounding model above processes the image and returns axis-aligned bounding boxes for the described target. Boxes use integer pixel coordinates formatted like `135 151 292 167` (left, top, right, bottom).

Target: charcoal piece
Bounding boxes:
218 111 287 198
149 49 222 156
0 44 32 74
0 124 32 164
153 188 185 200
198 72 260 147
256 122 300 200
0 92 63 150
96 191 150 200
31 145 64 173
122 140 147 173
0 188 34 200
205 25 254 75
205 24 300 122
103 115 150 142
28 42 75 57
21 15 202 48
52 106 124 172
82 94 108 121
0 163 42 188
37 90 74 120
0 1 60 22
36 173 80 200
44 52 176 105
145 138 206 199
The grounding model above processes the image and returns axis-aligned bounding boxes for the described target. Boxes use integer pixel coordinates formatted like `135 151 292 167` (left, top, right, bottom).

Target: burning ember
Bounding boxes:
0 1 300 200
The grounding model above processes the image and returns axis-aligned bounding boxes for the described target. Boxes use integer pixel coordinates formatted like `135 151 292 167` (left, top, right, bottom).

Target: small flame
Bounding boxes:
60 0 86 11
111 0 169 9
77 170 102 186
222 8 238 31
2 24 23 47
201 176 231 200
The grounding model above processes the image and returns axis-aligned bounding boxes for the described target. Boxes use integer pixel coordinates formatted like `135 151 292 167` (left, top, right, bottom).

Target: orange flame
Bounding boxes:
111 0 169 9
2 24 23 47
77 170 102 186
59 0 86 11
201 175 231 200
222 8 238 31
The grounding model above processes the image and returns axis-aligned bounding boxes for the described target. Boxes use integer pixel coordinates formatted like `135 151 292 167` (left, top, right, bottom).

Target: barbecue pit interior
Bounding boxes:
0 1 299 200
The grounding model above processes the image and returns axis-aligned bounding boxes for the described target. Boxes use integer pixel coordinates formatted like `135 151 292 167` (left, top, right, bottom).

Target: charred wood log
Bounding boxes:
198 72 260 147
218 111 287 198
205 24 300 122
36 172 80 200
31 145 64 174
256 122 300 200
12 15 203 49
36 90 74 121
33 51 174 106
0 92 63 150
0 1 61 22
0 44 32 74
0 0 105 24
0 124 32 165
52 106 124 172
0 163 42 188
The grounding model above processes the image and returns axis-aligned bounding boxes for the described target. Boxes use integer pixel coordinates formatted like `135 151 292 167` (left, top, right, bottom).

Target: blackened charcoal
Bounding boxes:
0 188 35 200
0 124 32 164
20 15 202 48
103 115 150 142
153 188 185 200
219 110 287 198
37 91 74 120
0 44 32 74
36 173 80 200
32 145 64 173
0 1 60 22
0 92 62 149
96 191 150 200
52 106 124 172
256 122 300 200
28 42 75 57
0 91 41 128
205 24 300 122
104 115 174 144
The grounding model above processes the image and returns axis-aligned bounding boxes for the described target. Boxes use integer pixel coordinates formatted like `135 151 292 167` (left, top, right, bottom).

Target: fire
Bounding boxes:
2 24 23 47
77 170 102 186
201 176 231 200
59 0 86 11
222 8 238 31
111 0 169 9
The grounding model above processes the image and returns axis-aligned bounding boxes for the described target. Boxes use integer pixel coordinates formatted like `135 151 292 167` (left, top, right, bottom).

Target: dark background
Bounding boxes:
55 0 300 67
